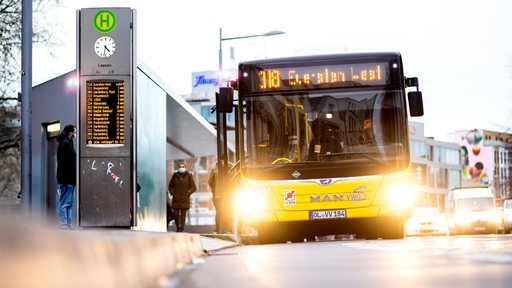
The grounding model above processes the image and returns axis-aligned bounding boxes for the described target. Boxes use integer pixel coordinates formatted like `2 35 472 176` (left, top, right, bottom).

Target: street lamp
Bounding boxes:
215 28 284 233
218 28 285 70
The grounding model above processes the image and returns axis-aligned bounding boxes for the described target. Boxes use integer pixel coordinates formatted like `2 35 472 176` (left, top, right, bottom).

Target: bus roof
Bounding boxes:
239 51 402 66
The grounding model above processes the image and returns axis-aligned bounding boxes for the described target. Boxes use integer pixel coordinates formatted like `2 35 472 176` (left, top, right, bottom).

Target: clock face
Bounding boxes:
94 36 116 58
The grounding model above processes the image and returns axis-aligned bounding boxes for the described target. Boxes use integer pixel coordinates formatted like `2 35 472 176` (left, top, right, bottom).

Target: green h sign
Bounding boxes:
93 10 117 33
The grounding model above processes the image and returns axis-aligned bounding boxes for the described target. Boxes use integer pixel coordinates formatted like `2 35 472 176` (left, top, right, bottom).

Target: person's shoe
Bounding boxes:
60 223 74 229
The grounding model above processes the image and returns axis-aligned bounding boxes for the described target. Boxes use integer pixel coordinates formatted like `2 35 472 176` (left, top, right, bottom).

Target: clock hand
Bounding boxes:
104 45 110 53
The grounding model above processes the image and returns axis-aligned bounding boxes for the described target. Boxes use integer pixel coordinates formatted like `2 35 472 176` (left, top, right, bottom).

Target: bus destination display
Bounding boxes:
252 62 389 92
86 80 125 145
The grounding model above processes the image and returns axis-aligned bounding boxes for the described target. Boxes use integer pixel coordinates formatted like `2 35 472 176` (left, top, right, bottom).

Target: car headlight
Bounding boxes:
489 211 500 224
454 213 472 225
433 219 448 230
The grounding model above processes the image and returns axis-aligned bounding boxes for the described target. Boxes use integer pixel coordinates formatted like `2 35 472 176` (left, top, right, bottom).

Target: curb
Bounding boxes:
0 221 204 288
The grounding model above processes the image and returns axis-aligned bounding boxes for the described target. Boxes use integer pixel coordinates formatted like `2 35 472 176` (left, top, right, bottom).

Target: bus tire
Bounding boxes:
257 227 284 244
381 224 404 239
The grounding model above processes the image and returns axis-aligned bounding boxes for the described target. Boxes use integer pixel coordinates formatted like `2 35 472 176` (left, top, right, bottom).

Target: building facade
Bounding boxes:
453 129 512 202
409 122 462 212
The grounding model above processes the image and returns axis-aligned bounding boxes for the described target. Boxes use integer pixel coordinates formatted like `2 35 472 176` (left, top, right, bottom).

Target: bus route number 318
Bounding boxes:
309 209 346 220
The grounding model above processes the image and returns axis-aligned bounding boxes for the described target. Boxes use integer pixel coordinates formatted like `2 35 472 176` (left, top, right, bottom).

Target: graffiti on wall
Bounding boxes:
83 158 126 190
460 130 489 185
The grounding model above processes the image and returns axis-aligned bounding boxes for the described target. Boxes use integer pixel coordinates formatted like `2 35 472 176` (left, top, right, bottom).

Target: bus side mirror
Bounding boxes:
408 91 424 117
216 87 234 113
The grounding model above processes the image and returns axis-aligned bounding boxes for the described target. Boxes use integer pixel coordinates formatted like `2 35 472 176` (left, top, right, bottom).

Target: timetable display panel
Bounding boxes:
86 80 125 146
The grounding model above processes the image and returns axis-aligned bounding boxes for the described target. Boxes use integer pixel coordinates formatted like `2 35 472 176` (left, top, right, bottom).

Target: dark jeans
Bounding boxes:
167 204 174 224
173 208 189 232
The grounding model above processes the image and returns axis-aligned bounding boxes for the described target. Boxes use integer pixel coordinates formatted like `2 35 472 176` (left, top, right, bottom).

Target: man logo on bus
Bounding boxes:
310 192 367 202
319 179 333 185
284 190 296 205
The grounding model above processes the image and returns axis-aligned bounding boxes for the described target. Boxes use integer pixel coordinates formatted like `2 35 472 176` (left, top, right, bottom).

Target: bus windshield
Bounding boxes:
242 87 410 179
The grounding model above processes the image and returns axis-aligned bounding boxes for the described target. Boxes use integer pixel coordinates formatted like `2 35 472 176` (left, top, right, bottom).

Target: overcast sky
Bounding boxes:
34 0 512 141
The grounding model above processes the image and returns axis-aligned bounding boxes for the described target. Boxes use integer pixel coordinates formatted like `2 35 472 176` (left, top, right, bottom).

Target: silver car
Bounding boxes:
405 206 448 236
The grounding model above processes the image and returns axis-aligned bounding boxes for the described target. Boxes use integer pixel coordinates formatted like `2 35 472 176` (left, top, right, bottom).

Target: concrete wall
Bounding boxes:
32 71 79 223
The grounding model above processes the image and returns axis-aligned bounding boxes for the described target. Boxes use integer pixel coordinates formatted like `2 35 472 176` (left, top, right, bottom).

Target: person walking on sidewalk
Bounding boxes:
208 163 222 233
208 161 234 233
56 124 77 229
168 162 196 232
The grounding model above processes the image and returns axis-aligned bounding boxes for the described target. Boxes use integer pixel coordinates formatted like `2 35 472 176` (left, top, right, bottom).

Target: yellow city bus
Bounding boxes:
227 52 423 243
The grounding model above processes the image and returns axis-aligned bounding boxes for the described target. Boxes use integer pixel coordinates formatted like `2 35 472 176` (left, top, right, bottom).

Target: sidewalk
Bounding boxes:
200 233 241 252
0 217 239 288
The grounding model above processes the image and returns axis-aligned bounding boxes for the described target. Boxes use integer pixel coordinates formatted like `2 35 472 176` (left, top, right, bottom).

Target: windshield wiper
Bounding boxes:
316 152 383 164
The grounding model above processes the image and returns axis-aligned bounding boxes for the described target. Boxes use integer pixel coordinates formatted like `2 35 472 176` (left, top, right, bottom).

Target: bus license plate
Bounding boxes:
309 209 346 220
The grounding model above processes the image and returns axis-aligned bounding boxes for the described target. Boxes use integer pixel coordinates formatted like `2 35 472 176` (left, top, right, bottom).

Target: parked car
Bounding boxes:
405 206 448 236
502 199 512 234
446 187 498 235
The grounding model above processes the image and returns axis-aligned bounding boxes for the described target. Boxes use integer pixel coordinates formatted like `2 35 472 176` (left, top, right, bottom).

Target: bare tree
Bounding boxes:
0 0 61 198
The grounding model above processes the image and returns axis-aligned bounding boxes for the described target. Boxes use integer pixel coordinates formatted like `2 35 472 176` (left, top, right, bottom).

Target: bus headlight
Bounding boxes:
386 183 416 207
235 186 268 216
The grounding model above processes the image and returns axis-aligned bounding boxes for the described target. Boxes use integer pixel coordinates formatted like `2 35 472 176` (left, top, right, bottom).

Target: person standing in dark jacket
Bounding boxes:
56 124 77 229
168 162 196 232
208 161 234 233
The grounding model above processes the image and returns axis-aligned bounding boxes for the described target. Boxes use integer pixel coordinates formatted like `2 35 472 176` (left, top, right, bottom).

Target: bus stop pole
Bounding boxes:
21 0 33 220
215 103 228 233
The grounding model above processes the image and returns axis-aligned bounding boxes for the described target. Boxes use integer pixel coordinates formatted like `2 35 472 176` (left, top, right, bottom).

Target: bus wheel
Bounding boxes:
361 222 404 240
381 227 404 239
257 232 280 244
257 226 289 244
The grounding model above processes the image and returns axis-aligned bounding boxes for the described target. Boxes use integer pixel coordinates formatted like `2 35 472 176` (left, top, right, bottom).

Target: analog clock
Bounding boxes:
94 36 116 58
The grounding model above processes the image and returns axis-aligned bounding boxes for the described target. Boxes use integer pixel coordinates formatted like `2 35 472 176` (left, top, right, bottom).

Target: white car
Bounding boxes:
405 206 448 236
